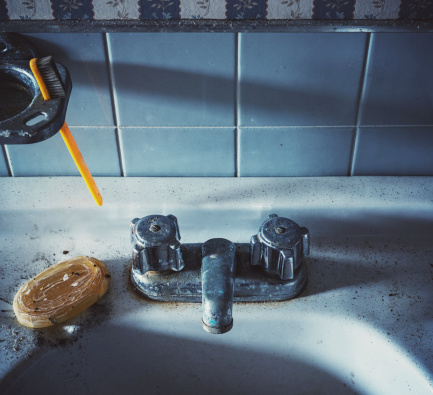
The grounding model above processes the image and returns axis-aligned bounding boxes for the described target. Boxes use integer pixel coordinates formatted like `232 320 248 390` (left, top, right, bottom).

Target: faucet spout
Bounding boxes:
201 238 236 334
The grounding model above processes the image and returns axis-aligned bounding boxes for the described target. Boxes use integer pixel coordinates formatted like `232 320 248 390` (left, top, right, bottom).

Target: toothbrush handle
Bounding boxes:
59 123 103 206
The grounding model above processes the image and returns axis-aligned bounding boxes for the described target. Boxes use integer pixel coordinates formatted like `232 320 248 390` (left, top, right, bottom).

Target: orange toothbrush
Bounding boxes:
30 57 103 206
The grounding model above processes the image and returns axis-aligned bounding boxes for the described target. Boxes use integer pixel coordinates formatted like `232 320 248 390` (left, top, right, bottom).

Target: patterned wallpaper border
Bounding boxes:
0 0 432 21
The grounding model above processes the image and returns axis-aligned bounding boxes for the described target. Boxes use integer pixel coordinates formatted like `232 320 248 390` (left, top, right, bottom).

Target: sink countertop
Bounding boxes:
0 177 433 394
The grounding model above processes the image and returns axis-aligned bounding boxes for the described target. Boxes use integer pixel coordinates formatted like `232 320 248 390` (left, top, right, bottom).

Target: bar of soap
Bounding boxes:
13 256 110 328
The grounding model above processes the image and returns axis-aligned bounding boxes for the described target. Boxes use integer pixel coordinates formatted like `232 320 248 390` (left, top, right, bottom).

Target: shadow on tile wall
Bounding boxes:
1 32 432 177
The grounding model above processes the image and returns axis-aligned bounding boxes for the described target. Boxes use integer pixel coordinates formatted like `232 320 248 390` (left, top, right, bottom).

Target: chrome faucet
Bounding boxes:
201 238 236 334
130 214 309 334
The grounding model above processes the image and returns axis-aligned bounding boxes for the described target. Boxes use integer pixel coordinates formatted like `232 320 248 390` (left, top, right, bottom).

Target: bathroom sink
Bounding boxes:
1 177 433 394
1 308 431 395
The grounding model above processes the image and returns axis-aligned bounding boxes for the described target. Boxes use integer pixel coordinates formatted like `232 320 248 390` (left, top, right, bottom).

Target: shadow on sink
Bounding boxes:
1 325 355 395
2 307 432 395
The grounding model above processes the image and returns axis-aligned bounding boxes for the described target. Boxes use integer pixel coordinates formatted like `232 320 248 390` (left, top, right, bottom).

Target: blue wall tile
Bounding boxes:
360 33 433 126
121 127 235 176
3 32 433 179
352 127 433 176
0 149 9 176
239 127 354 176
23 33 114 127
108 33 235 127
239 33 367 127
71 127 121 176
7 127 120 176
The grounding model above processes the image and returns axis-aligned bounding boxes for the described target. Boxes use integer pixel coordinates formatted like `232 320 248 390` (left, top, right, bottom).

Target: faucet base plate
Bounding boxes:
130 243 308 303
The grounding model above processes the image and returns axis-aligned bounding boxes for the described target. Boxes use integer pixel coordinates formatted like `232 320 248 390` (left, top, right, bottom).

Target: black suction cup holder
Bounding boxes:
0 33 72 145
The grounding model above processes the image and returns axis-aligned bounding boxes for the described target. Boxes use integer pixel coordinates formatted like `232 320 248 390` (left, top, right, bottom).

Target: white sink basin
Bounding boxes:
2 311 432 395
1 177 433 394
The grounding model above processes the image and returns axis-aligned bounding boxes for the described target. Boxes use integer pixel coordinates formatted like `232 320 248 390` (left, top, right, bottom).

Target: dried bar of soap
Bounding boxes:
13 256 110 328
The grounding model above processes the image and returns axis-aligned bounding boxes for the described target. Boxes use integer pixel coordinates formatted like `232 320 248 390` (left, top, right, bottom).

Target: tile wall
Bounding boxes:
1 32 432 177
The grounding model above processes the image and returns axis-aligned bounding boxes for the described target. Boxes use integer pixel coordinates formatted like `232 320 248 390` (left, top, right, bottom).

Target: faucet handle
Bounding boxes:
250 214 309 280
131 214 184 274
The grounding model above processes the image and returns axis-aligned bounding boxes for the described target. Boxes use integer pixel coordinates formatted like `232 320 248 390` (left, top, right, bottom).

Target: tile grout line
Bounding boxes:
118 126 242 130
349 32 373 177
104 33 126 177
2 145 14 177
65 124 433 130
229 125 358 130
235 33 241 177
348 124 433 129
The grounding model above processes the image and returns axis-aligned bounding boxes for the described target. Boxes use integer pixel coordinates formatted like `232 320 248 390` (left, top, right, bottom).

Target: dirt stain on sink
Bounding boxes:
124 260 194 313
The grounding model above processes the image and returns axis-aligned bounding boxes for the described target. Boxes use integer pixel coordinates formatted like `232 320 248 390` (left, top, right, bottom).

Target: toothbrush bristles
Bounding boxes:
36 56 66 99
